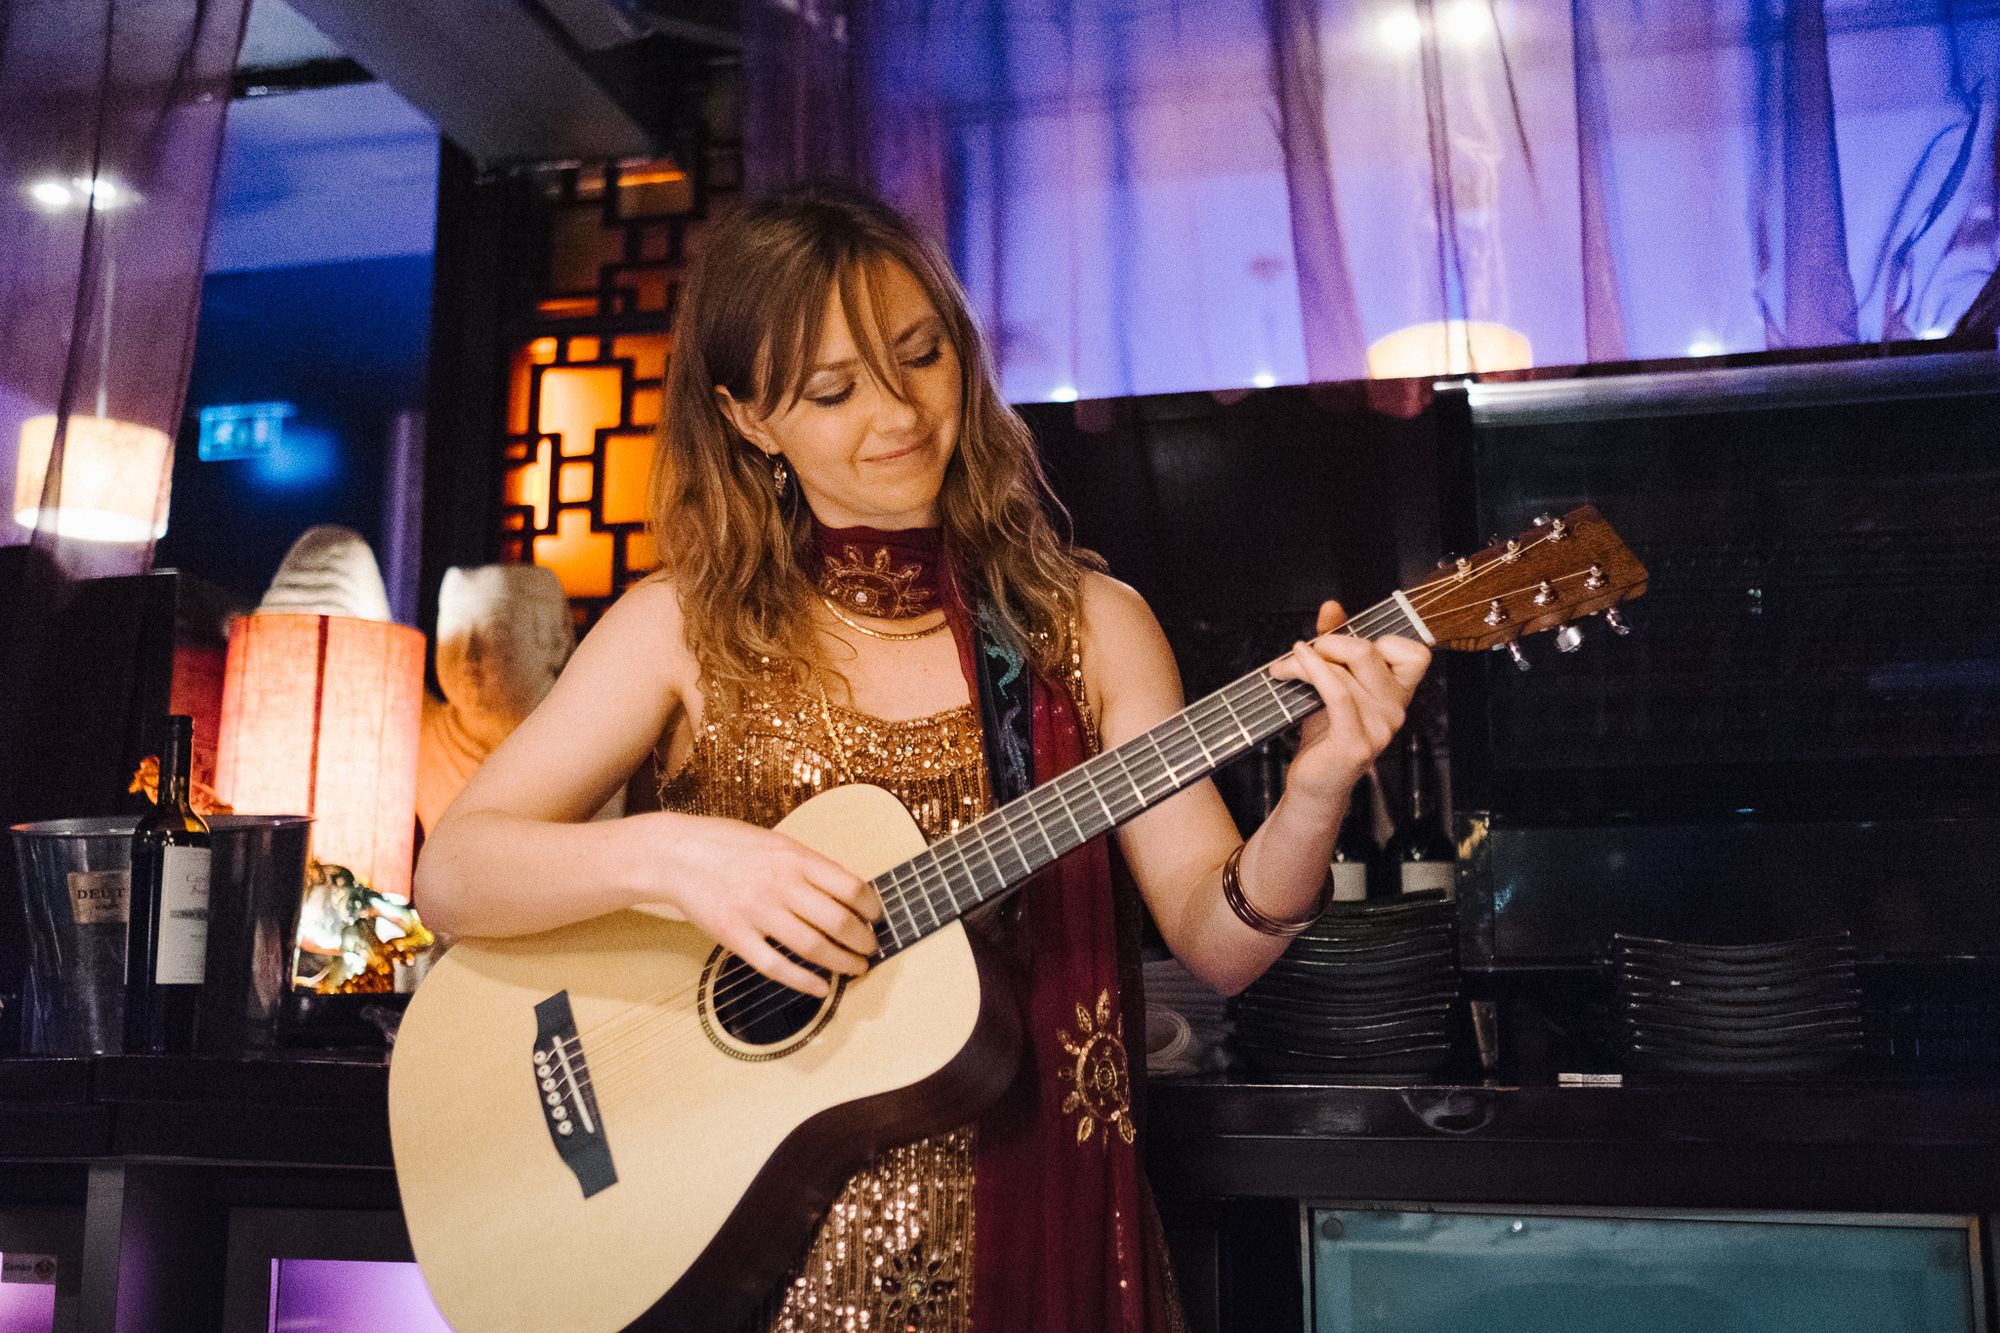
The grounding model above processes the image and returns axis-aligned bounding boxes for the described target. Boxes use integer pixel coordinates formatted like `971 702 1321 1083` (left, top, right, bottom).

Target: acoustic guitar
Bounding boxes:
389 506 1646 1331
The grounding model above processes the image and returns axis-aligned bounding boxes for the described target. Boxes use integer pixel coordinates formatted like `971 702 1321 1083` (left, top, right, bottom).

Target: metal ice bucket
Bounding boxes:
9 814 313 1054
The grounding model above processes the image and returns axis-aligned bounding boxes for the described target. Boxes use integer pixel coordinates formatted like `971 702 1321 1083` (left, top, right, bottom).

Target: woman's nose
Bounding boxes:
868 380 921 432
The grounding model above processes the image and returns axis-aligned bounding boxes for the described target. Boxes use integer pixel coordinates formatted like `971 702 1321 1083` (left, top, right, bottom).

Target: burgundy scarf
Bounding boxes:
809 523 1175 1332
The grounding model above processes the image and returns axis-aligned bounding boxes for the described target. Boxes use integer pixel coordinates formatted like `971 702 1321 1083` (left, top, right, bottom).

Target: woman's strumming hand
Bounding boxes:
1271 600 1431 812
639 813 883 997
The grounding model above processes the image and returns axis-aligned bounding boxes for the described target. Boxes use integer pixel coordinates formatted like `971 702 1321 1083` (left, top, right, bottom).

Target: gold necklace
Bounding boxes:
817 592 948 641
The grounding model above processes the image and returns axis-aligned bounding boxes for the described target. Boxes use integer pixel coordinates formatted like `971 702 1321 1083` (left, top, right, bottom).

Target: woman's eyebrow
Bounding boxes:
806 316 942 376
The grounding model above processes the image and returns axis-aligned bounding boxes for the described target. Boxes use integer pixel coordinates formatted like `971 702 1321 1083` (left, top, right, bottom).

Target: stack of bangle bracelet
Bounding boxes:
1221 843 1335 937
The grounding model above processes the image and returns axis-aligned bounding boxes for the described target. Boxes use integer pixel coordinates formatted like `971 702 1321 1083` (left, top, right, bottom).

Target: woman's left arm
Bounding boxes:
1079 574 1430 996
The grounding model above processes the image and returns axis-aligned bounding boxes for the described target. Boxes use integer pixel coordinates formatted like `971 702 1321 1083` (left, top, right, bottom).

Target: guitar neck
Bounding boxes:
869 593 1422 959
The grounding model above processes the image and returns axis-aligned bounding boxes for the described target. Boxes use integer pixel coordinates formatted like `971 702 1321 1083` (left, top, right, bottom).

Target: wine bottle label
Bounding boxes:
1399 861 1456 895
1330 862 1369 903
68 869 129 925
155 846 211 985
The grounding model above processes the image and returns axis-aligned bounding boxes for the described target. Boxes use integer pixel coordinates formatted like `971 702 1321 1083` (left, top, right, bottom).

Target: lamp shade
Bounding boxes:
13 414 173 541
216 614 426 899
1365 321 1533 380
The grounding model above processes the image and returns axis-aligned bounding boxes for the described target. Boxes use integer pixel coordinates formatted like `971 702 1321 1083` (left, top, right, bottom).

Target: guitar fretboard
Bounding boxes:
869 595 1419 958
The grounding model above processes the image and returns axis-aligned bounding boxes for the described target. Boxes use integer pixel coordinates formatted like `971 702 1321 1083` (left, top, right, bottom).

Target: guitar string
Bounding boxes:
551 525 1594 1066
553 534 1585 1074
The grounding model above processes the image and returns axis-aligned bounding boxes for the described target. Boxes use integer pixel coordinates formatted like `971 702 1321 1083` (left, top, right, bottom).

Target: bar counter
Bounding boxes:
2 1055 1994 1330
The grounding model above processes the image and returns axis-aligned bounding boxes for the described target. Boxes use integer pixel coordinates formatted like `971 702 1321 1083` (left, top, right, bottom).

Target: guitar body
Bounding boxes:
389 784 1021 1333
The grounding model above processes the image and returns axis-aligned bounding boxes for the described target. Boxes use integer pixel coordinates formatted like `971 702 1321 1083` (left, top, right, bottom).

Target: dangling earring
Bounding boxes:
770 456 790 498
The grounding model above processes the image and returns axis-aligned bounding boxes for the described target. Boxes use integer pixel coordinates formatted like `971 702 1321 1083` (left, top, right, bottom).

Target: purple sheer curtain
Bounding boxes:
746 0 2000 401
0 0 246 579
0 0 247 1016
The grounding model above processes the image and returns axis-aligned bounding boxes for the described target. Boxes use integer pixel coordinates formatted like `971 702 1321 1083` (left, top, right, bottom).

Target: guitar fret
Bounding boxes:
912 872 942 929
1214 687 1257 747
1258 670 1293 722
1018 799 1061 863
930 854 965 917
933 840 983 916
1012 802 1053 864
1144 730 1183 788
1113 749 1150 807
1074 765 1117 828
987 817 1032 884
883 872 919 947
1050 776 1096 846
1181 713 1218 767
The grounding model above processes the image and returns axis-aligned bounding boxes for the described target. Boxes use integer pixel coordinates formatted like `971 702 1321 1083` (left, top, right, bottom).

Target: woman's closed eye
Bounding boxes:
804 345 943 408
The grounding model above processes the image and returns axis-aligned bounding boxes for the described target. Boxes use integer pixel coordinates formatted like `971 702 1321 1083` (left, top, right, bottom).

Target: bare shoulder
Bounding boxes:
1075 571 1181 724
563 575 697 697
1077 570 1167 653
583 574 688 652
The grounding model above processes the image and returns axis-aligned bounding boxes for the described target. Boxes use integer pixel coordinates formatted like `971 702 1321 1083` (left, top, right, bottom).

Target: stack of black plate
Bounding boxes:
1611 932 1862 1080
1233 891 1457 1079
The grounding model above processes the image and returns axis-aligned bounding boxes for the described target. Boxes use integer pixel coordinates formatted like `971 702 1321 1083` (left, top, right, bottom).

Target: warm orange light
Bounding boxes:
1366 321 1533 379
618 167 686 187
13 414 172 542
216 614 426 899
536 508 615 600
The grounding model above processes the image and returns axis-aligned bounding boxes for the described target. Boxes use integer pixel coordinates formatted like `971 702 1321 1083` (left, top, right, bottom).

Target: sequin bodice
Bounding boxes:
659 676 987 1333
659 679 990 844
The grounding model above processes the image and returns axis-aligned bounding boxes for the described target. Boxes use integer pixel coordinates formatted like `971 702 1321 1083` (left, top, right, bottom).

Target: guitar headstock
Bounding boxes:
1413 505 1647 656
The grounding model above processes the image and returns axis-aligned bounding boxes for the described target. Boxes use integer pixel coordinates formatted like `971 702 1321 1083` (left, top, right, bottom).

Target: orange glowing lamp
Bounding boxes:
215 613 426 899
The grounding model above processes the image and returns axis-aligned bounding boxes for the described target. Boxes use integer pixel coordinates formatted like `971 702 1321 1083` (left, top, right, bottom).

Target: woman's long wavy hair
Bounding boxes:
649 181 1102 699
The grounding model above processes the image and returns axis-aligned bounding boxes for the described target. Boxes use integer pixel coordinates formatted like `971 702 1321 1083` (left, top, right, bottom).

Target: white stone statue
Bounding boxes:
417 564 613 832
257 525 394 621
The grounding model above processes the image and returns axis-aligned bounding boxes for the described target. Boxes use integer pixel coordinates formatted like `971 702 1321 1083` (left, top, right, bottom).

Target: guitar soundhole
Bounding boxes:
703 947 843 1057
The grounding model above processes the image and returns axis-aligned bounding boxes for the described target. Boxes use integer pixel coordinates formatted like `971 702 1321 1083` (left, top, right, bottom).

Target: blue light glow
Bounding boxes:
248 421 339 490
198 401 296 461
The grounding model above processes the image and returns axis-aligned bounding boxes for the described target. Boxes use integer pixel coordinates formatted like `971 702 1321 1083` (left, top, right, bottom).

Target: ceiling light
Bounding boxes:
1376 10 1424 54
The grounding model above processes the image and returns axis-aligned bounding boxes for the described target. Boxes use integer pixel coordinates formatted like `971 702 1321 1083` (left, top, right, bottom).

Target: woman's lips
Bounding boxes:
865 441 925 463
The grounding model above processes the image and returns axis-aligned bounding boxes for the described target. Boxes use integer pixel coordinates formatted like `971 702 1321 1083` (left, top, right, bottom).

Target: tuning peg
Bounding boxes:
1602 607 1631 636
1555 624 1584 653
1503 641 1531 671
1533 513 1553 526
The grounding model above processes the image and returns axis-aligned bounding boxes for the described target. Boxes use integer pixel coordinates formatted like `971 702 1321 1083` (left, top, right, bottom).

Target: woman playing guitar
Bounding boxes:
413 181 1429 1331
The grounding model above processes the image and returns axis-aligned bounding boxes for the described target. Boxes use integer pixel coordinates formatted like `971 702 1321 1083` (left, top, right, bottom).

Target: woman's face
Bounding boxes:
722 259 963 531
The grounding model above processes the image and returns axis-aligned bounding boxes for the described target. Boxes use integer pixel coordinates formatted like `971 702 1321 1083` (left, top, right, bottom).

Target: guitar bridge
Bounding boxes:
532 991 616 1198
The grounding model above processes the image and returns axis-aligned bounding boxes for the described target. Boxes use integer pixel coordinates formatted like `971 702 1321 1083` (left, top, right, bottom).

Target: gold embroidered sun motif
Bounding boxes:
1058 989 1137 1146
818 544 935 619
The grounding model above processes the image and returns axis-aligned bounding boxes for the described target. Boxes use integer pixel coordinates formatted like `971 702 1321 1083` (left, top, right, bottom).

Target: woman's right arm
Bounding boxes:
413 580 879 996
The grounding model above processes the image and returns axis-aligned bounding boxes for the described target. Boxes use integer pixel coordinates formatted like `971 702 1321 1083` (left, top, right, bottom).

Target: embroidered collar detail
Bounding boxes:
810 523 944 621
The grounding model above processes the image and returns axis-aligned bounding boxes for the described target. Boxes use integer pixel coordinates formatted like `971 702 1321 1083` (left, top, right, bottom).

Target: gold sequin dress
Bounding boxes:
658 678 990 1333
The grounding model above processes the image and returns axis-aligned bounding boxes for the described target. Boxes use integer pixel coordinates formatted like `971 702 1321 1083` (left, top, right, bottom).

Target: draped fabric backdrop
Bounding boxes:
747 0 2000 402
0 0 248 870
0 0 247 579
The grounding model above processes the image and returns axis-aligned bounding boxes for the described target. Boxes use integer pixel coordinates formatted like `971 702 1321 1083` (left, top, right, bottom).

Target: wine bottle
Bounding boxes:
125 714 211 1054
1385 732 1455 895
1330 772 1378 903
